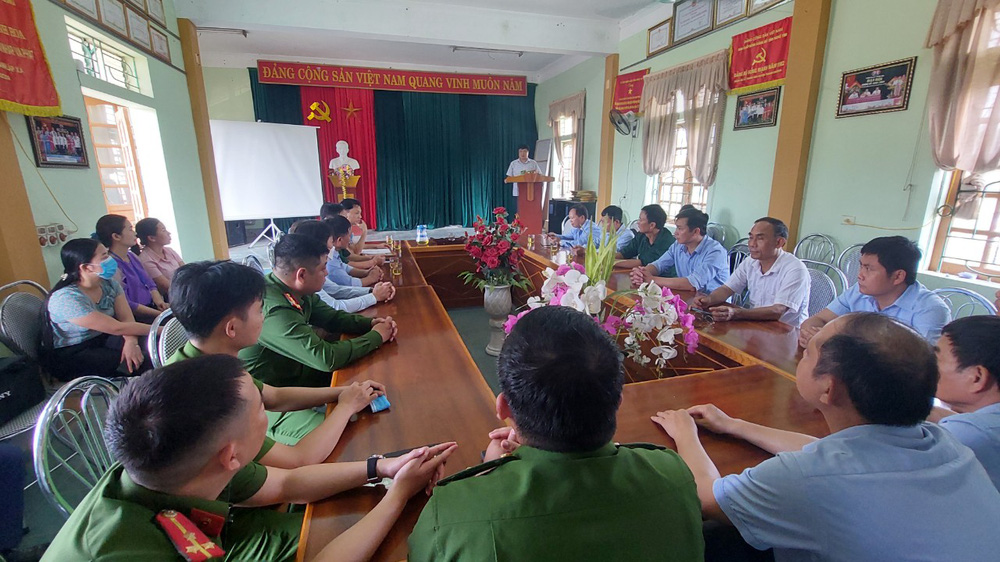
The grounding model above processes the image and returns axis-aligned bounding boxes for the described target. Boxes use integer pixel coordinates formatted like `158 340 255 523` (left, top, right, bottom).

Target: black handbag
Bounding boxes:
0 356 45 427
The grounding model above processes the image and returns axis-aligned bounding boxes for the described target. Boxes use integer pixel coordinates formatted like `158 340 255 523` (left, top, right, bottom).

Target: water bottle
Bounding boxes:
416 224 429 245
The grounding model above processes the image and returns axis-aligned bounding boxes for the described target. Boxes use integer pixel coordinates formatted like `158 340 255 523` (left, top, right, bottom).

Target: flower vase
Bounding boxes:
484 285 512 357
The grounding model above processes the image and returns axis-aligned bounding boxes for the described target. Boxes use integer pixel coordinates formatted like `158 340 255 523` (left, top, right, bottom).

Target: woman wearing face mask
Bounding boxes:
95 214 166 322
43 238 153 380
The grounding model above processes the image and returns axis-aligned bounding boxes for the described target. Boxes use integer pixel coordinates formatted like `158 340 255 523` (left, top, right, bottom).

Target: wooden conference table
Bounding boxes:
296 241 824 561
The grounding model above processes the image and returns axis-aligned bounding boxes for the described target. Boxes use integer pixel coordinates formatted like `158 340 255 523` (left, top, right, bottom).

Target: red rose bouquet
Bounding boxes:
459 207 531 290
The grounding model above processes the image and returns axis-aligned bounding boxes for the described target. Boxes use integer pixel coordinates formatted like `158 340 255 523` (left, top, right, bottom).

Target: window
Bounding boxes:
67 22 141 93
656 126 708 222
929 169 1000 280
554 115 576 200
84 96 149 224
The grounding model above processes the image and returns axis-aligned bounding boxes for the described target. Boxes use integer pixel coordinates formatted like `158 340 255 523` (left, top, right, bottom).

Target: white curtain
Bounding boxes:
639 49 729 186
548 91 586 190
926 0 1000 173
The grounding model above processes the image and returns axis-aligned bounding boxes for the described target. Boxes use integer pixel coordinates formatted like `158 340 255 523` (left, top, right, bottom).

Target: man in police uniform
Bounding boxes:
239 233 397 387
43 355 457 561
407 306 704 561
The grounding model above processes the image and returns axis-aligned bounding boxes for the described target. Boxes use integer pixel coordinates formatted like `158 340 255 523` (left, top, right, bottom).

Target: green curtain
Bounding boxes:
374 84 537 230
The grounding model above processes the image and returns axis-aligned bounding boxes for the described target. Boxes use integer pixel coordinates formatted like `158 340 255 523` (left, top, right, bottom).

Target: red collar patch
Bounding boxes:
155 510 226 561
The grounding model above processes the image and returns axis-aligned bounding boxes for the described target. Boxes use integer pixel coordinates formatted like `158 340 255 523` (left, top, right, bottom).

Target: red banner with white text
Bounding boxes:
729 17 792 95
613 69 649 113
259 60 527 96
0 0 60 116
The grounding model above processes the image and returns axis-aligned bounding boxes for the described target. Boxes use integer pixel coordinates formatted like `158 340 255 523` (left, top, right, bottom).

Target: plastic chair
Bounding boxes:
800 259 841 316
0 281 50 442
243 254 265 275
706 222 727 245
838 244 863 287
794 234 837 265
932 288 998 318
147 309 190 368
802 259 850 296
561 215 572 234
33 376 120 518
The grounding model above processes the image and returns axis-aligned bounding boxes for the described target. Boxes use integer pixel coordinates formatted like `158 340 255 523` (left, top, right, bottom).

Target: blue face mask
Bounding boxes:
97 257 118 280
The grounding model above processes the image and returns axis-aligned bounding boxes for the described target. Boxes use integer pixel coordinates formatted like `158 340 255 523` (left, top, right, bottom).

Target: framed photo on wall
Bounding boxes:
146 0 166 26
126 6 151 49
98 0 128 36
672 0 715 45
734 87 781 130
647 18 671 57
836 57 917 118
715 0 748 27
750 0 784 14
25 115 90 168
65 0 100 20
150 27 170 61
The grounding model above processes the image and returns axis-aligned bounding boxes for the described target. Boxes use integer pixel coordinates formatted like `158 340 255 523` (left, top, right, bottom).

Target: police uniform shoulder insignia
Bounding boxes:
154 510 226 561
616 442 668 451
283 293 303 312
438 454 519 486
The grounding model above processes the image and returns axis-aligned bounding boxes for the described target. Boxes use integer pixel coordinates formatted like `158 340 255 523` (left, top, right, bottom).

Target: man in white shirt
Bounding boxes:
693 217 810 327
505 144 541 197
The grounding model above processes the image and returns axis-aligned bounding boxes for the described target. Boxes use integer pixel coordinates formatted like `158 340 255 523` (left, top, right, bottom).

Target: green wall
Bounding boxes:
9 0 214 284
203 67 255 121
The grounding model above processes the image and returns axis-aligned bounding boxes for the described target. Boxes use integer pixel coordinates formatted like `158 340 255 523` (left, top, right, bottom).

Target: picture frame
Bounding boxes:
672 0 715 45
836 57 917 118
145 0 166 26
734 87 781 130
65 0 100 20
25 115 90 168
98 0 128 36
149 27 170 61
715 0 748 27
125 5 151 49
749 0 784 14
647 18 672 57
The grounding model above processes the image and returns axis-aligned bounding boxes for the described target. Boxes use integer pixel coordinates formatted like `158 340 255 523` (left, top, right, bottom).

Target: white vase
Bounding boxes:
483 285 512 357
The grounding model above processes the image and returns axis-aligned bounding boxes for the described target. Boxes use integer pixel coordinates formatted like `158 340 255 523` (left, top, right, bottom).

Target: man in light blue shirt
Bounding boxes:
631 207 729 293
652 312 1000 562
547 203 602 249
323 216 381 288
932 315 1000 490
799 236 950 347
599 205 635 252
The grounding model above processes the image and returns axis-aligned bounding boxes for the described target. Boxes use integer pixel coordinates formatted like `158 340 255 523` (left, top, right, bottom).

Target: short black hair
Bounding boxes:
640 204 667 230
340 198 361 211
675 207 709 236
860 236 921 285
754 217 789 239
601 205 623 224
941 316 1000 386
289 219 333 246
568 203 589 220
272 233 327 274
320 202 343 220
518 144 530 151
498 306 623 452
105 355 248 487
814 313 937 426
325 215 352 239
169 261 265 339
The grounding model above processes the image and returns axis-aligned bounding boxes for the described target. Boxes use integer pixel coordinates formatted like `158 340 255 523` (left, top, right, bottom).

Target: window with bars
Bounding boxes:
929 169 1000 281
67 23 141 93
656 126 708 223
554 115 576 200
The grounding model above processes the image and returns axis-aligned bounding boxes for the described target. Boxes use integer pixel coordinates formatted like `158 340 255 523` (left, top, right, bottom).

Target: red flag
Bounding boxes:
729 17 792 94
0 0 61 116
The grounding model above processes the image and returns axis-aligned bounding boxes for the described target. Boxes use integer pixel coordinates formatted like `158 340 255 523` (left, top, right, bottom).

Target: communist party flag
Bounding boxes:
729 17 792 94
0 0 60 115
300 86 378 228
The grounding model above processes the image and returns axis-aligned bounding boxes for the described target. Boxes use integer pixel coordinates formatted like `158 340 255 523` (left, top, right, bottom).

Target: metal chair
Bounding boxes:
838 244 863 287
243 254 265 275
802 259 850 296
266 241 276 267
794 233 838 265
33 376 120 518
932 288 998 318
147 309 190 368
0 281 50 442
627 219 639 234
706 222 727 245
801 259 841 316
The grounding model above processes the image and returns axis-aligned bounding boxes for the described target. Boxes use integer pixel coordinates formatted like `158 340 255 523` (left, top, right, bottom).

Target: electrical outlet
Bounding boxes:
841 215 856 225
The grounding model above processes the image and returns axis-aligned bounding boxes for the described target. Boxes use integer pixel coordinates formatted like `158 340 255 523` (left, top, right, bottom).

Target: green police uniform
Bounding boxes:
238 273 382 388
42 463 302 561
408 443 704 561
167 342 323 449
620 229 677 270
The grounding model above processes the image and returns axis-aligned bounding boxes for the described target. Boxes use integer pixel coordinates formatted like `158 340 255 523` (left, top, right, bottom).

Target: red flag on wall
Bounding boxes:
0 0 60 116
613 69 649 113
729 17 793 95
300 86 378 228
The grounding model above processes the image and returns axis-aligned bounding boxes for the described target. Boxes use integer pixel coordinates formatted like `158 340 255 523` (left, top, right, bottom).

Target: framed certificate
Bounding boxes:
715 0 748 27
647 18 671 57
750 0 784 15
672 0 715 45
126 6 150 49
150 27 170 61
66 0 100 19
146 0 166 26
98 0 128 36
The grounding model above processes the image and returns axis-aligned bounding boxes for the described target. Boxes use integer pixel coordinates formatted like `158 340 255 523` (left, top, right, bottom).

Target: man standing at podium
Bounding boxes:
506 144 541 198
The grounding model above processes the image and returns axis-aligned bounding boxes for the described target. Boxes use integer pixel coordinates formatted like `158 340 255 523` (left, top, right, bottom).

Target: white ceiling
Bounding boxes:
176 0 675 81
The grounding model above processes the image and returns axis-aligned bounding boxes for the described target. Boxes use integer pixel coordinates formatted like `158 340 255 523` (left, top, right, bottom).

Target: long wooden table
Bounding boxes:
297 240 818 561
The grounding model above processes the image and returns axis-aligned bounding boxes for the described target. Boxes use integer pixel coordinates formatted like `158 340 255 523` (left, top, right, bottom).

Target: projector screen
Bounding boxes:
210 120 324 221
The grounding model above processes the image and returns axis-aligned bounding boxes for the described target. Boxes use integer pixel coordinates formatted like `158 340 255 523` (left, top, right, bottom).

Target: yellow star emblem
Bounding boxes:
342 100 361 119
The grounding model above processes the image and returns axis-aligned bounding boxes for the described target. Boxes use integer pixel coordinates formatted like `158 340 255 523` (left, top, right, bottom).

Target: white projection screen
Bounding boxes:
210 120 324 220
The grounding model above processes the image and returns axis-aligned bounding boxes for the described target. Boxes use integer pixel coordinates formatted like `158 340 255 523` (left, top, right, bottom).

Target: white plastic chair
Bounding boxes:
147 309 190 368
932 288 998 318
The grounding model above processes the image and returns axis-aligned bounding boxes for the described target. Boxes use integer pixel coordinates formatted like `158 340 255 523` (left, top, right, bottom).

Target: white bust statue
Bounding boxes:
328 140 360 172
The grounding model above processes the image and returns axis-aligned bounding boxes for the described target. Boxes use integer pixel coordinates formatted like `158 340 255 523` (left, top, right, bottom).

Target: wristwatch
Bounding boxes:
366 454 384 484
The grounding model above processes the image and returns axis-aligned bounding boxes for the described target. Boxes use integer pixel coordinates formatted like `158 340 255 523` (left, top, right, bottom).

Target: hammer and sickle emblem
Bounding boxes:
752 47 767 66
308 101 332 122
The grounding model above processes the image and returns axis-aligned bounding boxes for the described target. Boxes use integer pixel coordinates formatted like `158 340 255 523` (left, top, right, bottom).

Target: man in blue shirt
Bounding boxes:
599 205 634 252
547 203 603 249
630 207 729 293
799 236 950 347
652 312 1000 562
324 216 382 288
932 315 1000 490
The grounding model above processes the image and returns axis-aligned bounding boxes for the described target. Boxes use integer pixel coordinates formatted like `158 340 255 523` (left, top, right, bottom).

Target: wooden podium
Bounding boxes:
329 173 360 202
505 172 554 235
